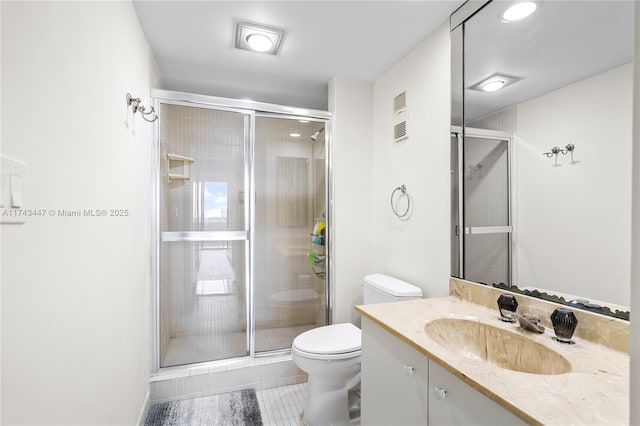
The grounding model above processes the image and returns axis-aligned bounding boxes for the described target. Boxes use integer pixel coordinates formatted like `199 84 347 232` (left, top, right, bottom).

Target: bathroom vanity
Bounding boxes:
361 315 524 425
356 278 629 425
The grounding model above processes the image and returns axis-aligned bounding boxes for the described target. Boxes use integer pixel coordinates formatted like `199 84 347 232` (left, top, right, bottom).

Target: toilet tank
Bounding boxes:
362 273 423 304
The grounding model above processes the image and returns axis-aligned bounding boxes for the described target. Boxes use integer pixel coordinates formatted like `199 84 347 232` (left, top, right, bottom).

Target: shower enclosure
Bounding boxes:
451 127 512 286
151 91 331 370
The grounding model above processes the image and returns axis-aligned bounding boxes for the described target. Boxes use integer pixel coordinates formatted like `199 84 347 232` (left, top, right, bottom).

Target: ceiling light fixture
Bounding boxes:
289 133 301 138
470 74 521 93
502 1 539 22
246 34 273 52
482 79 506 92
235 21 285 55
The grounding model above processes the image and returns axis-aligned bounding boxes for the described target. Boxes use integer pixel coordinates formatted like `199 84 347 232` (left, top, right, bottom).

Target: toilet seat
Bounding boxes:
292 323 361 360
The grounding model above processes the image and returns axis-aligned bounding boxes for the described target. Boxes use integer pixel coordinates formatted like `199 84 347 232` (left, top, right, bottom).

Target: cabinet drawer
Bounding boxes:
428 360 526 426
361 317 428 426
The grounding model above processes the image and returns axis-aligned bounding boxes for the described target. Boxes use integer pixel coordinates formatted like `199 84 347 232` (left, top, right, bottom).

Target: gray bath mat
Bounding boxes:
145 389 263 426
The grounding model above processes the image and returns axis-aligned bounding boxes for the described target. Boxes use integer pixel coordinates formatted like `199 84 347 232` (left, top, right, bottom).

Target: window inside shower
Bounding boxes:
156 101 329 369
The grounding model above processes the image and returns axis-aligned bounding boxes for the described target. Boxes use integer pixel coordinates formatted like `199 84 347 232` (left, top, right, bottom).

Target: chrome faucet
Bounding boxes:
500 309 545 333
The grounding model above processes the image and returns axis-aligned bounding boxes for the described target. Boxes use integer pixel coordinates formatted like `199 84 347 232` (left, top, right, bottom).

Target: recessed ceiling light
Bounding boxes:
470 74 521 93
289 133 301 138
235 21 285 55
246 34 273 52
482 80 506 92
502 1 538 22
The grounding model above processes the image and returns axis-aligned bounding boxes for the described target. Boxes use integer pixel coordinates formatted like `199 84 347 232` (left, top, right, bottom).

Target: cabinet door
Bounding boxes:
428 360 526 426
361 317 428 426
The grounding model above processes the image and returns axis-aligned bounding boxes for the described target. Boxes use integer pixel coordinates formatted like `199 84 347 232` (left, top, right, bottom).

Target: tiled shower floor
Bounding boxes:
162 325 315 367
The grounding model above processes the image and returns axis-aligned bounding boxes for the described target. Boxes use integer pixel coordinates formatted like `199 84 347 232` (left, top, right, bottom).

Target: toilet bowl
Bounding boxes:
292 323 361 426
292 273 423 426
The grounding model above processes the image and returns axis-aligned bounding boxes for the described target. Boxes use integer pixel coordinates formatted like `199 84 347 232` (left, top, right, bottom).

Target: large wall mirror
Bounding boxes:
451 1 634 319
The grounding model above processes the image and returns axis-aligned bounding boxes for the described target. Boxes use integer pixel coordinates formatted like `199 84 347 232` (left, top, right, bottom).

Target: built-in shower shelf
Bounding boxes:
168 173 189 180
167 153 194 184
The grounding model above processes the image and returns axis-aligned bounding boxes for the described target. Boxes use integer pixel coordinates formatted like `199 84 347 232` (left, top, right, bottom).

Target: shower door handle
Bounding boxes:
161 231 248 242
464 226 512 235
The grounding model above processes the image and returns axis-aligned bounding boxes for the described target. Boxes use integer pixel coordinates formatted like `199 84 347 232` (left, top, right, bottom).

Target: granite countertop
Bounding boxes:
356 296 629 425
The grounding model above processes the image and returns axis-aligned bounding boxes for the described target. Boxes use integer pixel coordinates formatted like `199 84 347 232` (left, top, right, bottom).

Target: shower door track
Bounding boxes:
149 89 332 374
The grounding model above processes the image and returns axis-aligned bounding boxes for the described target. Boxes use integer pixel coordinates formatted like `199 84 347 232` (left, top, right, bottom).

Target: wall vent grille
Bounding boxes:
394 121 407 141
394 92 407 113
393 91 408 142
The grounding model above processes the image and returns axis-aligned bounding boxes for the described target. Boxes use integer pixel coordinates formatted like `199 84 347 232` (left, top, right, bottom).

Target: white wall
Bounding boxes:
1 2 154 424
328 78 375 324
329 23 451 323
371 23 451 298
630 4 639 424
515 63 632 306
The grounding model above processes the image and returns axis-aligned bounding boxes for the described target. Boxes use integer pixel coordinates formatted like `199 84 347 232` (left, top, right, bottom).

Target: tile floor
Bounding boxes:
256 383 306 426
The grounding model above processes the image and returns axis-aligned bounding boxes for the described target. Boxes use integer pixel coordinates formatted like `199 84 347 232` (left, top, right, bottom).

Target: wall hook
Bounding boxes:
543 146 561 158
564 143 579 165
126 93 158 122
559 143 575 155
542 146 561 167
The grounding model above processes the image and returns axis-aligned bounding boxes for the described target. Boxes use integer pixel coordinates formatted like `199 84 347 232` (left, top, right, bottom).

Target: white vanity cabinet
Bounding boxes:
428 360 526 426
361 318 526 426
361 317 429 425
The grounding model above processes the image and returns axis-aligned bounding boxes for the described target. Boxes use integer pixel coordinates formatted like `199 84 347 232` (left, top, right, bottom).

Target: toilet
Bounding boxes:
292 273 423 426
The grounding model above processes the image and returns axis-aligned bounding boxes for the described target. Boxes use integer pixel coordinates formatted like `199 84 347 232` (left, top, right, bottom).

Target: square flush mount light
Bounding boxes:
235 21 285 55
470 74 521 93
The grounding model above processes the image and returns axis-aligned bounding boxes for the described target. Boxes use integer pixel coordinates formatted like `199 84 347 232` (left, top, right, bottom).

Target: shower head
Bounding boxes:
310 127 325 141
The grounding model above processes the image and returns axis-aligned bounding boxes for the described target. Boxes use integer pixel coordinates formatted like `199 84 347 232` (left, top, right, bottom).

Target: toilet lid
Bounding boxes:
293 323 361 355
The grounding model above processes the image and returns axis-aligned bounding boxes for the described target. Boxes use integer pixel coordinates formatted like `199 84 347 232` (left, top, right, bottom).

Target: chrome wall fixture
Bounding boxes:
543 143 576 166
126 93 158 122
390 184 411 218
543 143 575 157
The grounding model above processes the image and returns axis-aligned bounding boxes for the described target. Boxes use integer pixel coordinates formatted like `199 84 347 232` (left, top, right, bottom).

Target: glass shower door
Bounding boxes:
461 131 512 286
252 116 328 353
158 103 251 367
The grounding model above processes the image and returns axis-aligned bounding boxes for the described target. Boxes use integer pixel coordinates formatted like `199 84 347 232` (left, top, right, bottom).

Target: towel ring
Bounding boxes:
391 185 411 218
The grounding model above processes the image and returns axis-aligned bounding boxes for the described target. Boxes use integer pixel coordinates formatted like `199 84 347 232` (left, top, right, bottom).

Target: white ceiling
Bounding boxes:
133 1 465 111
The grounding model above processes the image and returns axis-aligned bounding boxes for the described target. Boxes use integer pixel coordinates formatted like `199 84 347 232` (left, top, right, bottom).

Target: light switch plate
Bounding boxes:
1 156 27 224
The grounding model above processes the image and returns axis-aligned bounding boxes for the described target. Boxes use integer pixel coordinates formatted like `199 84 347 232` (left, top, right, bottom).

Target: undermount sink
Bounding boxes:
424 317 572 375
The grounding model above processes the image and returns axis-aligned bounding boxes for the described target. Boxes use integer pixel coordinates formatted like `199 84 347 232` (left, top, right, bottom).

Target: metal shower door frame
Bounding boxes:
149 89 332 373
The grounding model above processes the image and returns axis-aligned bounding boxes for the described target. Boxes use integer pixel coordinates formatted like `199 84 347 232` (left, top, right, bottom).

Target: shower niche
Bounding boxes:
153 93 331 369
